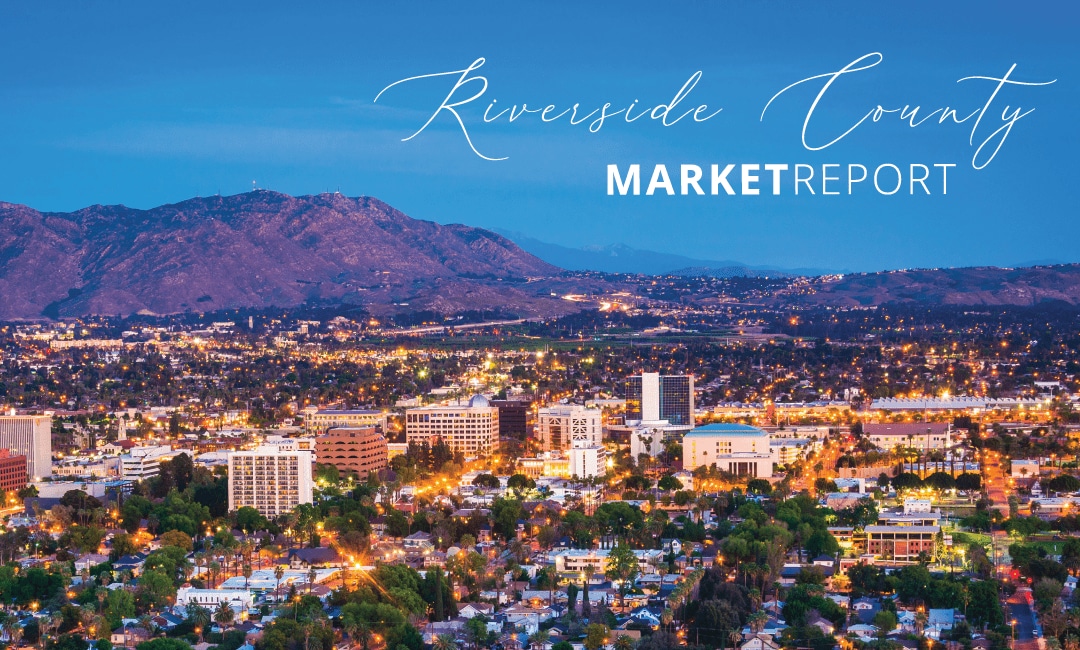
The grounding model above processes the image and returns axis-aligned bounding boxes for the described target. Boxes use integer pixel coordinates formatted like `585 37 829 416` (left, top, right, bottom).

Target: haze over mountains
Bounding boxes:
2 191 1080 321
496 230 839 277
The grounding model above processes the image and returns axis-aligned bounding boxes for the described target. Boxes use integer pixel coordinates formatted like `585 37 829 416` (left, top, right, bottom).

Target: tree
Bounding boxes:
433 634 457 650
891 473 924 492
873 610 897 637
1046 474 1080 494
658 475 682 492
214 600 235 630
605 544 639 610
955 473 982 492
507 474 536 491
472 474 500 489
159 530 193 553
583 624 609 650
924 472 956 492
746 479 772 495
234 507 269 534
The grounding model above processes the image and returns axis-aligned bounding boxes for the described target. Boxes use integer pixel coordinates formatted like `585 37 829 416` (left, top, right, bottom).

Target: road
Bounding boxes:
1007 590 1038 650
982 450 1012 515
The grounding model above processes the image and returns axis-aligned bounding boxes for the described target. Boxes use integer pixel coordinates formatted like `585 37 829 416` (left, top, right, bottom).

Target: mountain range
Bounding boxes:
0 191 588 320
2 191 1080 321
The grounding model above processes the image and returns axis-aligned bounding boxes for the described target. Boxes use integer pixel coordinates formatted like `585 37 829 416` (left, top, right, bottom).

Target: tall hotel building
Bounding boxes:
625 373 695 426
228 446 314 517
537 405 602 452
0 415 52 480
405 395 500 458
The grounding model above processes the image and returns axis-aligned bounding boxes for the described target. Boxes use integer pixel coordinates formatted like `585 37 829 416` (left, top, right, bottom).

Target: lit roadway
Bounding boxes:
793 440 844 493
981 449 1012 516
1007 589 1037 650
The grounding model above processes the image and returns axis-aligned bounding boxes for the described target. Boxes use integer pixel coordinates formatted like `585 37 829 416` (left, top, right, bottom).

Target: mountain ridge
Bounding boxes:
0 191 580 320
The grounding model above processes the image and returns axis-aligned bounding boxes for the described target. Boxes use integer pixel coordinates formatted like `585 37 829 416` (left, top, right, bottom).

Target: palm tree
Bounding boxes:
527 630 550 650
186 602 211 642
308 566 318 594
214 600 235 631
434 633 458 650
749 611 768 634
915 610 927 636
275 566 286 601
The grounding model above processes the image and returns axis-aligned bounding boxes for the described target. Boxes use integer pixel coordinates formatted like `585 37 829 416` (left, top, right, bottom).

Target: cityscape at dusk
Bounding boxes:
0 5 1077 650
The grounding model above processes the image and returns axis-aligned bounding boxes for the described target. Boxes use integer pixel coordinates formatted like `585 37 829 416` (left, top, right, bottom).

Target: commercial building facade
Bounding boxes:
0 450 28 492
315 427 388 480
864 525 940 560
626 373 694 426
863 423 952 451
491 399 532 438
682 423 773 478
228 446 314 517
304 409 385 434
536 405 602 452
0 415 52 480
405 395 500 458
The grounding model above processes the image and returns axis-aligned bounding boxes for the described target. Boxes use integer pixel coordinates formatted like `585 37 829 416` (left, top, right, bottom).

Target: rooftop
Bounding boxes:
685 423 768 438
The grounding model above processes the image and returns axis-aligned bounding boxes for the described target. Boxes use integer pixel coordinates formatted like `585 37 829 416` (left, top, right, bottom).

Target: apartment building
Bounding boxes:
228 446 314 517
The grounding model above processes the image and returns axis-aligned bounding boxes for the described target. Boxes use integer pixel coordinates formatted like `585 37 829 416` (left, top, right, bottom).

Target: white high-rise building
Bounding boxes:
537 404 602 452
228 446 314 517
405 395 500 458
0 415 52 480
569 445 606 479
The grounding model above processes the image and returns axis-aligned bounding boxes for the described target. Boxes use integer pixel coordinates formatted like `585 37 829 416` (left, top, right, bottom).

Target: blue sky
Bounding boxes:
0 1 1075 271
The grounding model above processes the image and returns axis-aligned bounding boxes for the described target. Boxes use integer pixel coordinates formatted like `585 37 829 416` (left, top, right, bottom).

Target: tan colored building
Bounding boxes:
315 427 388 480
405 395 500 458
228 446 313 517
864 525 939 560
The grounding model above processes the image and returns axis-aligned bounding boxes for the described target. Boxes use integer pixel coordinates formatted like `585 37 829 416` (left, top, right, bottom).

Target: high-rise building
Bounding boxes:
315 427 388 480
625 373 695 426
0 415 52 480
405 395 500 458
228 446 314 517
536 405 602 452
490 399 532 438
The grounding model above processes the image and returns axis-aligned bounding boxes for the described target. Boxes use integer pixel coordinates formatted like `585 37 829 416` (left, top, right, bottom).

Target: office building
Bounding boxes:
0 415 52 480
490 399 532 438
625 373 695 426
405 395 500 457
228 446 314 517
304 409 385 434
863 423 952 451
569 445 606 479
864 525 940 561
0 450 28 492
315 427 388 480
119 446 186 481
536 404 602 452
682 423 773 478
